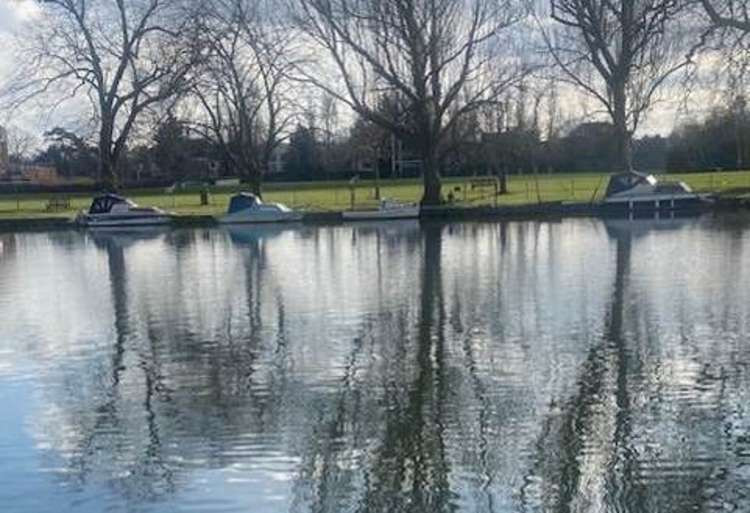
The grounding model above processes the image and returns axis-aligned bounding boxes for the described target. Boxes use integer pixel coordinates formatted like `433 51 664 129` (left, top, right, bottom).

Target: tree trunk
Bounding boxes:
246 166 263 198
612 82 632 172
99 121 118 190
421 145 442 206
99 151 117 191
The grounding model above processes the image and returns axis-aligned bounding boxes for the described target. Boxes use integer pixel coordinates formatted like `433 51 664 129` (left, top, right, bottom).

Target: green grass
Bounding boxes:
2 171 750 219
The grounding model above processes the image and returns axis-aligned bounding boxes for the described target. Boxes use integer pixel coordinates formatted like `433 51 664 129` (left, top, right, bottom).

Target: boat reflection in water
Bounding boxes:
224 222 306 245
2 217 750 512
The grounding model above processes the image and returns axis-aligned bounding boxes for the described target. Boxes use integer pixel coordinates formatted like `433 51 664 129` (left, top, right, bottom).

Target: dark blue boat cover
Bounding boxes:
227 192 260 214
89 193 127 214
605 171 656 198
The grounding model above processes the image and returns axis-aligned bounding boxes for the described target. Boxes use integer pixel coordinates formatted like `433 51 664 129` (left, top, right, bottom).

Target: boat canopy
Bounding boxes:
604 171 657 198
88 193 129 214
227 192 261 214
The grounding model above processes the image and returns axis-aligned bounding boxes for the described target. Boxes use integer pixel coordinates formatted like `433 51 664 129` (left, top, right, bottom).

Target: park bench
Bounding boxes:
45 196 71 211
469 177 500 191
468 177 501 206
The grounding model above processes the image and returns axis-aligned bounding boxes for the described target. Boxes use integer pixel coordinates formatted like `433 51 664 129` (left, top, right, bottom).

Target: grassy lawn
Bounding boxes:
1 170 750 219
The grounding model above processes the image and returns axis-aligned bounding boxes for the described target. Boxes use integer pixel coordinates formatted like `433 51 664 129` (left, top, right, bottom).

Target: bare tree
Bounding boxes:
5 125 38 163
541 0 695 171
291 0 529 205
701 0 750 32
191 0 295 196
3 0 201 189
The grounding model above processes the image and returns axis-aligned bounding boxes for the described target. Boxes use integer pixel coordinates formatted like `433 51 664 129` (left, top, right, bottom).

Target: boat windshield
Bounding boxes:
605 171 657 197
227 193 260 214
88 194 131 214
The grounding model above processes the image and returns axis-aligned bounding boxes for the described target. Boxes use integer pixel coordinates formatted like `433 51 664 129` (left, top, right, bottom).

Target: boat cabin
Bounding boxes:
605 171 657 198
227 193 261 214
88 193 134 214
604 171 692 199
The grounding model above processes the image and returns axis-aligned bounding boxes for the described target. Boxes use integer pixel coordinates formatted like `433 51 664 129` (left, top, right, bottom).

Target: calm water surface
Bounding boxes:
1 216 749 512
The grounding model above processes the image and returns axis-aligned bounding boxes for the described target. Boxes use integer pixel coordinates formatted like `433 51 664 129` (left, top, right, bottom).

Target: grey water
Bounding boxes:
1 216 749 513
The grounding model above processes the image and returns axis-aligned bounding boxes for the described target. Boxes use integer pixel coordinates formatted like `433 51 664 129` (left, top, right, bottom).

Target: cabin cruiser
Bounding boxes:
602 171 712 213
219 192 303 223
76 193 173 227
342 198 420 221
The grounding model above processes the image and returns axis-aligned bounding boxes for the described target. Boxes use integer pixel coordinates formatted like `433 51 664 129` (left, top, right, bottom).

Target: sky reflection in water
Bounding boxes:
0 216 749 512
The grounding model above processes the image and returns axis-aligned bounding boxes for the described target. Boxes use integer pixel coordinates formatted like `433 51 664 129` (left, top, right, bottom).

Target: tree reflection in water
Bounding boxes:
7 218 750 512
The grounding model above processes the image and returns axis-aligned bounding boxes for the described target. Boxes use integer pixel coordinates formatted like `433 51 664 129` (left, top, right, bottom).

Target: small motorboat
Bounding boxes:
342 199 420 221
76 193 173 227
601 171 713 214
219 192 303 223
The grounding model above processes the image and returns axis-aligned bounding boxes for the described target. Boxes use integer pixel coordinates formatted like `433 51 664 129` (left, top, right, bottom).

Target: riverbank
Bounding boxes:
2 170 750 220
2 196 748 233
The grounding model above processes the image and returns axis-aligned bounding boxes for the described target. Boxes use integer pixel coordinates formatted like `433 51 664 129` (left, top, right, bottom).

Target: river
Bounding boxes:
1 216 749 512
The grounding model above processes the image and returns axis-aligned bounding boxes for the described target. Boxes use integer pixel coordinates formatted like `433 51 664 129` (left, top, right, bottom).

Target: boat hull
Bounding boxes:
342 207 420 221
77 213 173 227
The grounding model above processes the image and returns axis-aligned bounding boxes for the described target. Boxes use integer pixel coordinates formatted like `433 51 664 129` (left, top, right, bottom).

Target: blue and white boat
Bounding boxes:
342 199 420 221
76 193 173 227
602 171 713 213
219 192 303 224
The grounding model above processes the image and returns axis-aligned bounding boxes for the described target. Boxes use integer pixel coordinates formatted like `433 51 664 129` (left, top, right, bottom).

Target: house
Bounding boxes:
268 144 286 174
0 126 59 185
0 163 59 185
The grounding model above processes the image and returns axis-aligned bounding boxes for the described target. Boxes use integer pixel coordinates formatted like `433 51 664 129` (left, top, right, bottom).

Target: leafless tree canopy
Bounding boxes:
292 0 530 204
4 125 38 162
701 0 750 32
191 0 296 196
3 0 201 188
543 0 693 170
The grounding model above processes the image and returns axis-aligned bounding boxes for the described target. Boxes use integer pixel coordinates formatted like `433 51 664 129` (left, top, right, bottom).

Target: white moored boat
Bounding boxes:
219 192 303 224
602 171 713 213
342 199 420 221
76 193 173 227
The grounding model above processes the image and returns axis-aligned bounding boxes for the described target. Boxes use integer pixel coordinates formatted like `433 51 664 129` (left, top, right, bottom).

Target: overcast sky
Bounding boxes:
0 1 43 135
0 0 37 31
0 0 714 143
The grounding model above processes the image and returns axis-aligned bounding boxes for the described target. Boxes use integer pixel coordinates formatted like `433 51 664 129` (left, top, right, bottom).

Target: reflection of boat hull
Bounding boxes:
88 226 171 248
342 206 420 221
603 213 700 238
225 223 302 244
219 210 304 224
